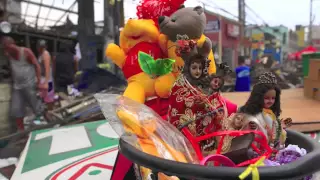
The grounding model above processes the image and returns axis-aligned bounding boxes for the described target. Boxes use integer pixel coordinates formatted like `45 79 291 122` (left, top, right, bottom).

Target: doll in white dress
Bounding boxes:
238 72 292 149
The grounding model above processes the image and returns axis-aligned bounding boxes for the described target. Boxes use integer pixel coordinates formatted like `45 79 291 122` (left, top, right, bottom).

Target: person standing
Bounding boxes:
235 56 251 92
74 42 81 72
2 36 42 132
37 40 55 106
54 43 76 93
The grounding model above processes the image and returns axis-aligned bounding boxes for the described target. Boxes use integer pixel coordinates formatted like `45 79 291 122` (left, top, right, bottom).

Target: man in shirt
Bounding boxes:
235 56 251 92
2 36 43 132
37 40 55 108
74 42 81 72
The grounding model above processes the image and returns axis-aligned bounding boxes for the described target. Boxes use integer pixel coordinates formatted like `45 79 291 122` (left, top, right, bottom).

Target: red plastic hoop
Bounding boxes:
182 128 273 167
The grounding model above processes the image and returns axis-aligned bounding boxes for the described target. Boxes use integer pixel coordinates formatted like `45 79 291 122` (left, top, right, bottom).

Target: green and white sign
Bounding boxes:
12 120 120 180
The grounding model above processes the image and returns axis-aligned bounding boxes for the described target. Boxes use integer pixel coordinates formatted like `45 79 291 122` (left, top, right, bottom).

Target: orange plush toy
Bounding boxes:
105 0 186 116
106 19 175 116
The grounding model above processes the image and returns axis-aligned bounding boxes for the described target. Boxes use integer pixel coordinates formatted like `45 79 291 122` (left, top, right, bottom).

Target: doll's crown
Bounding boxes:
256 72 277 85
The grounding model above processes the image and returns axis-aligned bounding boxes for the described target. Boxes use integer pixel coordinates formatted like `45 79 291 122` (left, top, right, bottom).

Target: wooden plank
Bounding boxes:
222 88 320 132
290 124 320 132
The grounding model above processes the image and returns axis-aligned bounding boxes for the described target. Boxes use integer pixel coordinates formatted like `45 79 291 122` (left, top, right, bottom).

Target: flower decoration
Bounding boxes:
175 34 197 56
136 0 186 28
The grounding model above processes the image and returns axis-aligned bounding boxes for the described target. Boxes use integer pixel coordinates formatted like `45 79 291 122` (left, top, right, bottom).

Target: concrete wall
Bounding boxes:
204 11 241 68
311 25 320 49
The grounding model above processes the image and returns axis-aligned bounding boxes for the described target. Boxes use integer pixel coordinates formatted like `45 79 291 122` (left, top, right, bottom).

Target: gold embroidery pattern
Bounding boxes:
184 97 194 108
171 108 178 117
173 87 190 103
175 75 185 87
202 116 212 126
211 98 220 109
179 108 196 135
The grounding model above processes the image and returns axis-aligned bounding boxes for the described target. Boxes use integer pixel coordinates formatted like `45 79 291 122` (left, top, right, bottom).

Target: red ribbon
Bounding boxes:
182 128 273 166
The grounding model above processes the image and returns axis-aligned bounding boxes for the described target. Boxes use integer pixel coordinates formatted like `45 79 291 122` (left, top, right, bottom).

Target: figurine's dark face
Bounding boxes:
189 62 203 79
210 77 222 90
264 89 276 109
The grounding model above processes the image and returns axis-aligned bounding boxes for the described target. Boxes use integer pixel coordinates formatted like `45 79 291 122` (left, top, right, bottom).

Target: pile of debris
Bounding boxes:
222 57 303 92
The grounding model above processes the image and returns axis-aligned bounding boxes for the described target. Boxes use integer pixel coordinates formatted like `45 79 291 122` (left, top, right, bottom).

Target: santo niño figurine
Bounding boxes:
238 72 292 149
168 53 220 153
199 63 233 131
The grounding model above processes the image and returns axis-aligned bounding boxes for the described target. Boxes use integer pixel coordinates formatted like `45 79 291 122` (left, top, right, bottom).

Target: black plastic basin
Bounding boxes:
119 129 320 180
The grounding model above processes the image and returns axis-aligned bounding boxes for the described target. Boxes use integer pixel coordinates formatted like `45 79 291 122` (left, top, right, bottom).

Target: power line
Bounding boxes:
200 1 274 36
244 3 268 26
309 0 313 45
126 0 274 40
198 0 262 27
199 0 298 47
200 0 239 21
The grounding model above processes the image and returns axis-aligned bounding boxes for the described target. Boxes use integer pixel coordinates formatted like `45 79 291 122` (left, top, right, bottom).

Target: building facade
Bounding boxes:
294 25 305 48
204 11 250 69
248 25 290 63
288 25 306 53
311 25 320 49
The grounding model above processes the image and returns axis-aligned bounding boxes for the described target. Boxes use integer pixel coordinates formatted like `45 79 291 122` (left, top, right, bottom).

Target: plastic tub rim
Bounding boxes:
119 129 320 179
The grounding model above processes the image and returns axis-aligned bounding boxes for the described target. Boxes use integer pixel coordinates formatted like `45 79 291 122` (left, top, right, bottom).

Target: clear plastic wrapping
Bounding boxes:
94 93 199 164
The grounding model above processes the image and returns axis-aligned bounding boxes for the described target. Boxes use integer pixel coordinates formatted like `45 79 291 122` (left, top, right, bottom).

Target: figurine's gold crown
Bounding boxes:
256 72 277 85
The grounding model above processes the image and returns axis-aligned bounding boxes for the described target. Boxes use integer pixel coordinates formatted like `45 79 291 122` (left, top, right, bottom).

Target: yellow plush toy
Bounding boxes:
105 19 176 111
158 5 216 75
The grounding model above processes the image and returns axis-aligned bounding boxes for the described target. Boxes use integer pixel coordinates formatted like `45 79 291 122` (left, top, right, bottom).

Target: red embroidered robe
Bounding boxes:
168 76 224 151
207 92 228 132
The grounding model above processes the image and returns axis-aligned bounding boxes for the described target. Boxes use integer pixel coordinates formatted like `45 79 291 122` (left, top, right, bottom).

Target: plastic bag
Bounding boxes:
95 94 199 179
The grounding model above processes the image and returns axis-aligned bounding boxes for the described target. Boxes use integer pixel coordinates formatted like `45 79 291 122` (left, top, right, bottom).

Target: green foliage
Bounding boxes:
138 51 175 77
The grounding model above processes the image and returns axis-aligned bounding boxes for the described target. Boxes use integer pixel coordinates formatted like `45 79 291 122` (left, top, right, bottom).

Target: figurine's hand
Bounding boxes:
248 121 258 130
281 118 293 128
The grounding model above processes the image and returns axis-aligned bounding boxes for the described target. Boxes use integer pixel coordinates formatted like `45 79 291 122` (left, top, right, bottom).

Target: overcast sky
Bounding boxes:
124 0 320 30
19 0 320 30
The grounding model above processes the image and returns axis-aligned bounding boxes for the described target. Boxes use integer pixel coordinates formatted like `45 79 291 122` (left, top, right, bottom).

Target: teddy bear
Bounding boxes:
158 5 216 75
105 19 176 116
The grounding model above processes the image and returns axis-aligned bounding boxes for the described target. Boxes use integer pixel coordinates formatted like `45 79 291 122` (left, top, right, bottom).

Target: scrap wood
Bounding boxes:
0 87 124 143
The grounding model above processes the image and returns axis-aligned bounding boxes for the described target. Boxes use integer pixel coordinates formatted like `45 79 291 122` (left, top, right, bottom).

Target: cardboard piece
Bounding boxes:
307 59 320 81
304 78 320 101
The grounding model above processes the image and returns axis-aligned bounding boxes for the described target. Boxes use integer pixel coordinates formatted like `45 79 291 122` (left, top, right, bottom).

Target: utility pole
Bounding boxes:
78 0 97 70
2 0 7 21
309 0 313 45
104 0 114 73
113 0 120 46
119 0 124 27
238 0 246 56
218 15 222 64
112 0 122 76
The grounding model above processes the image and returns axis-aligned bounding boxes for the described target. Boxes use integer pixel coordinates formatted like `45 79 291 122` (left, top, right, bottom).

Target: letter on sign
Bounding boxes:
35 126 92 155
